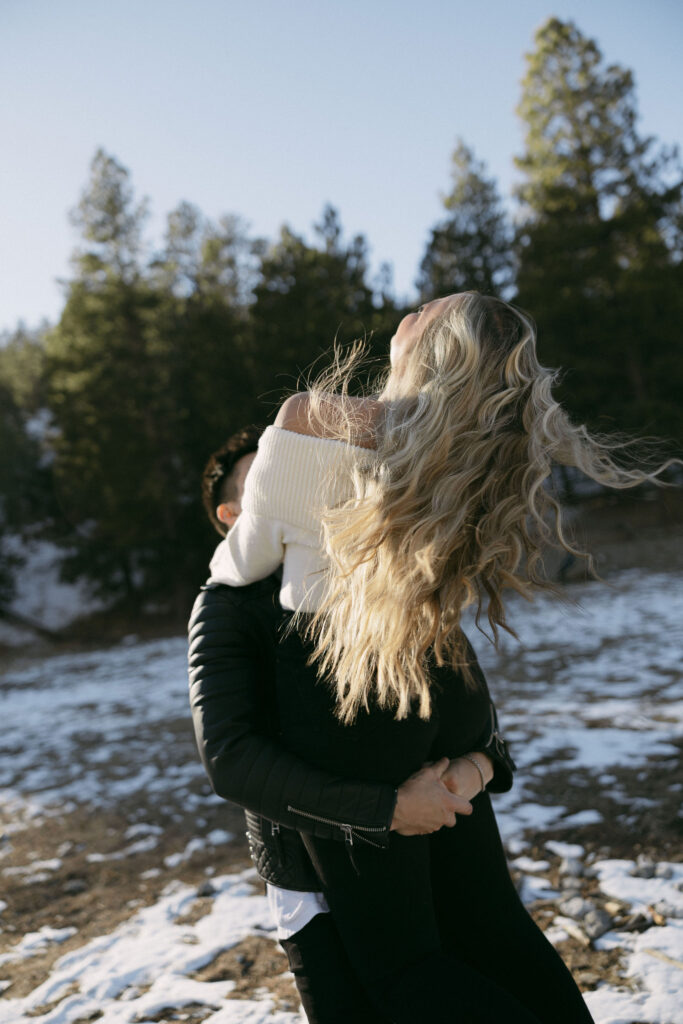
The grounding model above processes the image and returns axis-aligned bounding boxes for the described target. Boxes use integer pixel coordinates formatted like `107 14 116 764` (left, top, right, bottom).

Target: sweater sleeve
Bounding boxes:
209 511 285 587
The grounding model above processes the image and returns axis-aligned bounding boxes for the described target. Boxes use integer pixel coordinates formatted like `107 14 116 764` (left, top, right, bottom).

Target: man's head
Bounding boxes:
201 425 263 536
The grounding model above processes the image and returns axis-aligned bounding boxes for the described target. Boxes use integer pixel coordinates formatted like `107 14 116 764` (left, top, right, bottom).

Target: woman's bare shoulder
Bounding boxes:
274 392 382 448
274 392 313 433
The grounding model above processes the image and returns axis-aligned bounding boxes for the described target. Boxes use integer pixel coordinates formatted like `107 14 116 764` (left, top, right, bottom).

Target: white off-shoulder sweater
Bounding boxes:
208 424 376 609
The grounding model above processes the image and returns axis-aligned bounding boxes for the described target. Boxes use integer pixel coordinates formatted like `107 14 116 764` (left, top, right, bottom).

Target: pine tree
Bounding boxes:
515 18 683 445
47 150 186 604
46 151 269 608
0 382 47 608
417 140 514 301
250 204 395 405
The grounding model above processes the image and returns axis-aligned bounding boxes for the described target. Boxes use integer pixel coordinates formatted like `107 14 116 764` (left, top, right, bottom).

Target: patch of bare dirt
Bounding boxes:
546 936 636 993
192 934 299 1013
552 487 683 581
0 800 254 999
522 744 683 862
133 1004 214 1022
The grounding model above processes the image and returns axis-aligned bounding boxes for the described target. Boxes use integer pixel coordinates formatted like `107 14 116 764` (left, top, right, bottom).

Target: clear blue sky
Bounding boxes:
1 0 681 334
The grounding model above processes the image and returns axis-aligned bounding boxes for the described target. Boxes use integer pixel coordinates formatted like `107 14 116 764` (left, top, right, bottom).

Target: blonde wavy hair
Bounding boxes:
297 291 679 725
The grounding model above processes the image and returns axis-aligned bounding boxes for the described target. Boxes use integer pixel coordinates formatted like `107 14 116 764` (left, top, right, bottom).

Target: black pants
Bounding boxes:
276 620 595 1024
281 912 393 1024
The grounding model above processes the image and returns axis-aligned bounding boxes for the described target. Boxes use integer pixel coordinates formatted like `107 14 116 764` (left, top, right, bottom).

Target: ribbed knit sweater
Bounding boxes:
208 425 376 611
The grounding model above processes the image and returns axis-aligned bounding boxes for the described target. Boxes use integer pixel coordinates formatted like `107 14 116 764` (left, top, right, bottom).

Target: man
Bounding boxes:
189 426 516 1022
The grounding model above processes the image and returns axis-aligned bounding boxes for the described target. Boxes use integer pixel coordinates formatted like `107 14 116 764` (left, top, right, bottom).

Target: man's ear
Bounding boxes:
216 502 240 529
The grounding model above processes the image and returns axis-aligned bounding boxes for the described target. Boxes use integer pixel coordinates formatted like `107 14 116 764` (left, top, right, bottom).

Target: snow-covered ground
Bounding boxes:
0 534 112 637
0 566 682 1023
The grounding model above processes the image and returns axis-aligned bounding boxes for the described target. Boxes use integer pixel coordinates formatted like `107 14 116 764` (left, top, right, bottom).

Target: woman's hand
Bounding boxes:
440 752 494 802
391 757 473 835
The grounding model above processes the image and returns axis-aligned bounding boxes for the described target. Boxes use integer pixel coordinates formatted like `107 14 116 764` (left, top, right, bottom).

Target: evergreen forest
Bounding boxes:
1 18 681 622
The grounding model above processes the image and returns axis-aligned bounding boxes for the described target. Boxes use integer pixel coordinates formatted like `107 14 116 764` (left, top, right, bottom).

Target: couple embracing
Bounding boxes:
189 291 671 1023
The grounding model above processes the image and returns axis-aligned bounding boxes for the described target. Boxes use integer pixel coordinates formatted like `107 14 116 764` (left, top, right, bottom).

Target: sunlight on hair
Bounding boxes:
291 292 680 726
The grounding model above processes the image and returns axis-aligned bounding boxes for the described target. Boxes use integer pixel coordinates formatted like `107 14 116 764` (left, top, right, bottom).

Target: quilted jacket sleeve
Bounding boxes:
470 700 517 794
188 583 398 846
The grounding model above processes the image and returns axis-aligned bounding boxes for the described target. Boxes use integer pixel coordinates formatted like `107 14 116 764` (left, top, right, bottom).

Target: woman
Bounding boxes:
209 292 676 1022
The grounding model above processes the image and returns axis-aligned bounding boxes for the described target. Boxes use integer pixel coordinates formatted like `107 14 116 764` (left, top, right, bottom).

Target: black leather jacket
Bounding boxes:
187 576 516 891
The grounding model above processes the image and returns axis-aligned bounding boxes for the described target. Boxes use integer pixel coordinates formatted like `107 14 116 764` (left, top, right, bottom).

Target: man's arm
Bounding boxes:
188 584 467 847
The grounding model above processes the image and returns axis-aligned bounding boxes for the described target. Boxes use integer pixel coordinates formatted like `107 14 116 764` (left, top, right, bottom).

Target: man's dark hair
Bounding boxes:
202 425 263 537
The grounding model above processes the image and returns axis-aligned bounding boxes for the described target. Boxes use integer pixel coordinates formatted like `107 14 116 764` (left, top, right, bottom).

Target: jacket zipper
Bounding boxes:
487 701 506 759
270 820 284 861
286 805 386 849
484 701 517 770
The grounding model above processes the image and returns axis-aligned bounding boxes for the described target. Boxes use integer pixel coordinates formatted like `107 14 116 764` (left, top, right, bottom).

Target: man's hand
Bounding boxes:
440 752 494 802
390 757 473 835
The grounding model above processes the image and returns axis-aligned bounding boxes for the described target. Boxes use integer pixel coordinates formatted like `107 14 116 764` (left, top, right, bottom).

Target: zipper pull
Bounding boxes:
488 702 497 742
341 826 361 876
486 703 504 755
270 819 284 859
492 731 506 759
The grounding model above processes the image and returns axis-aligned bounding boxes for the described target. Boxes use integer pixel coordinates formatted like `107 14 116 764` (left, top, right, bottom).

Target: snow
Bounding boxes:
0 871 304 1023
544 840 586 859
0 635 202 812
86 837 160 862
0 565 681 1022
0 927 77 968
558 809 604 826
2 535 111 632
3 858 62 875
587 919 683 1024
517 874 560 904
592 860 683 916
510 856 551 873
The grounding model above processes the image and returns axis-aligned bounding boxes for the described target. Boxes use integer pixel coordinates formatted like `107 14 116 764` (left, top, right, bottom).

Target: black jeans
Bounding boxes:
276 620 595 1024
280 912 393 1024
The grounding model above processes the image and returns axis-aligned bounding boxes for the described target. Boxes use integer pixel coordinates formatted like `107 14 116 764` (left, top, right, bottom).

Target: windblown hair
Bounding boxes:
299 292 679 725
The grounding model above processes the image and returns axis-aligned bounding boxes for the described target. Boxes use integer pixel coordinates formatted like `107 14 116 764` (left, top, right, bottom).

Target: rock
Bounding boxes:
196 880 216 898
558 897 594 920
559 857 584 877
62 878 88 895
654 863 673 879
631 856 656 879
604 900 623 915
620 912 652 933
558 920 591 947
560 876 584 892
583 909 613 940
652 899 682 920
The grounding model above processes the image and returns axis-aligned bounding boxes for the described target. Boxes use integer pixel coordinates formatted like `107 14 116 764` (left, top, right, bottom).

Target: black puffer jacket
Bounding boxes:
188 576 516 890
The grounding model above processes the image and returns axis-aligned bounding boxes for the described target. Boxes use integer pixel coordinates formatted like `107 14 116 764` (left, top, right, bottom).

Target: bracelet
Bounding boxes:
461 754 486 794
